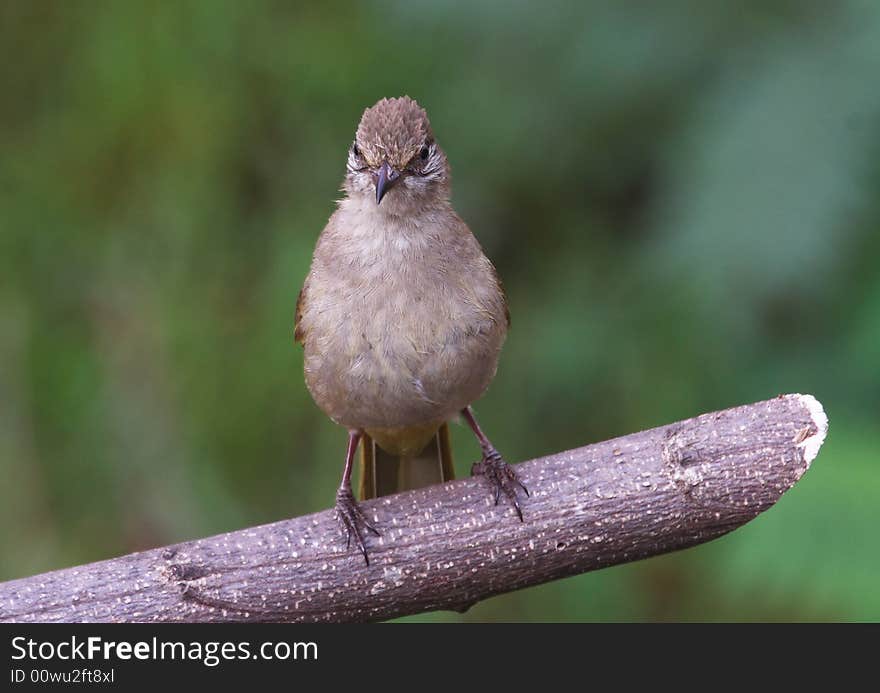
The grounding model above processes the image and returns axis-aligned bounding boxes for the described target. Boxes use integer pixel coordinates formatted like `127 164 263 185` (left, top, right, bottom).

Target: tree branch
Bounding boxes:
0 394 828 623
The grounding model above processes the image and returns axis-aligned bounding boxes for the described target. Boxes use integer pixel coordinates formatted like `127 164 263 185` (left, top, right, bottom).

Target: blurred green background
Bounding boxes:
1 1 878 621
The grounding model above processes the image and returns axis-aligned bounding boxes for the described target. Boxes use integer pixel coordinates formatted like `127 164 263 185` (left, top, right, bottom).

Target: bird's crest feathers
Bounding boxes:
355 96 433 170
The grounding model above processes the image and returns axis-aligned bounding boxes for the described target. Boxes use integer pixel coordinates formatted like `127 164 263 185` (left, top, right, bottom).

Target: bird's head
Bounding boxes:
343 96 450 212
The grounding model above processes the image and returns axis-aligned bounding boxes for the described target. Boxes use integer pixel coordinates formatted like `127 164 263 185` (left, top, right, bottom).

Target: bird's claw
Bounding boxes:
335 487 380 565
471 445 529 521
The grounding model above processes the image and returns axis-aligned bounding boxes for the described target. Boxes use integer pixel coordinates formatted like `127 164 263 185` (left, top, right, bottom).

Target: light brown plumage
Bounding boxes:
295 97 508 455
294 96 525 563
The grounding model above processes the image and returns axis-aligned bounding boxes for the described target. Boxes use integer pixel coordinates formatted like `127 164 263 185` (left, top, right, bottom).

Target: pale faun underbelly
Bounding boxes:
303 309 504 431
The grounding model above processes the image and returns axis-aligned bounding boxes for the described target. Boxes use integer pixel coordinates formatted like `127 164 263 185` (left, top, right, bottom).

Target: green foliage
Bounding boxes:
1 0 878 620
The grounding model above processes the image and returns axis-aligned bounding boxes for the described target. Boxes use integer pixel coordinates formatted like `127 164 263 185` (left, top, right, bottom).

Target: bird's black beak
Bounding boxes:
375 161 401 205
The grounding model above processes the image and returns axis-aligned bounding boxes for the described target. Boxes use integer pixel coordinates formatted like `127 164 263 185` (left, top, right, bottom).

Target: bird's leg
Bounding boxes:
462 406 529 521
335 428 380 564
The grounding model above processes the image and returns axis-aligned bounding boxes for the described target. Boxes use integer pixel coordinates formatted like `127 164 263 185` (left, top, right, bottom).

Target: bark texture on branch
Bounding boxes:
0 394 828 623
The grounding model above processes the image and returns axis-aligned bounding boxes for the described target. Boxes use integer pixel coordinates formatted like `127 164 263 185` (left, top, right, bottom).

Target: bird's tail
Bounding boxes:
359 423 455 499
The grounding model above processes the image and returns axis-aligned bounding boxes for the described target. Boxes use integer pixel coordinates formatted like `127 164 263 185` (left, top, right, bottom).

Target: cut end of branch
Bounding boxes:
792 393 828 467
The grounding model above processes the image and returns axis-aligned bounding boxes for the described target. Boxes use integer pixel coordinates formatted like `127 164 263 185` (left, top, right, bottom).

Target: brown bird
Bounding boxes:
294 96 527 563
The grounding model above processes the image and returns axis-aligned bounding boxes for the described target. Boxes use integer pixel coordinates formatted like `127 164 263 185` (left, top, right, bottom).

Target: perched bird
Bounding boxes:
294 96 527 563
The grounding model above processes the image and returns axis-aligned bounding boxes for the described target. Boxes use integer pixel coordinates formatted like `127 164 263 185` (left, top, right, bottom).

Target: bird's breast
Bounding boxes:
301 210 506 429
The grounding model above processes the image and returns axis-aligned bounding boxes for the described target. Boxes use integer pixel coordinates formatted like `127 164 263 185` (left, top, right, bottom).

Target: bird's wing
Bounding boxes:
293 281 308 345
488 259 511 328
499 275 511 328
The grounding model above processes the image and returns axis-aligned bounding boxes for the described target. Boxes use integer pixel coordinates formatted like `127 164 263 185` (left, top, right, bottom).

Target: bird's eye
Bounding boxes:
352 144 360 157
420 146 429 161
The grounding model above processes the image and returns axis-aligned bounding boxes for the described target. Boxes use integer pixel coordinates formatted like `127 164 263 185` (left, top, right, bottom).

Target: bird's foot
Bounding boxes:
335 486 380 565
471 445 529 521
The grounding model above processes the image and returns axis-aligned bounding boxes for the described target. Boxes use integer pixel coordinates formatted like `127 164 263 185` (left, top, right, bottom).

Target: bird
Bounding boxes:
294 96 527 563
